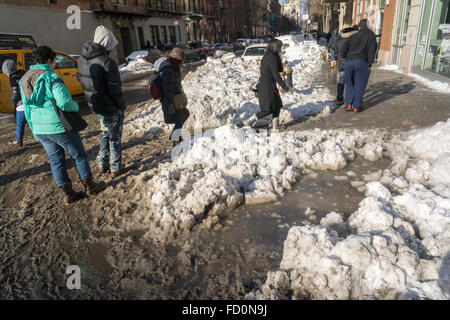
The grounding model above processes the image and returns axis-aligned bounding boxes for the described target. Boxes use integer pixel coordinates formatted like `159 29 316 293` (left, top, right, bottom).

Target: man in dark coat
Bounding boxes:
2 59 26 146
78 25 126 177
334 25 358 105
158 48 190 146
245 39 290 130
340 19 377 113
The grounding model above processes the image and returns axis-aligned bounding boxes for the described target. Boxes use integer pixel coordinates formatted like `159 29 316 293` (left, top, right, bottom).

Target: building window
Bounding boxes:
150 25 160 45
151 0 162 9
169 26 177 43
137 26 145 49
169 0 176 11
48 0 57 4
161 26 168 43
414 0 450 78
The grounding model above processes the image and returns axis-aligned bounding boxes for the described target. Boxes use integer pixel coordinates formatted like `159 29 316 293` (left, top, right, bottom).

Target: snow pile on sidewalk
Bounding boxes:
246 119 450 300
119 59 155 82
378 65 450 94
125 37 333 137
123 125 385 241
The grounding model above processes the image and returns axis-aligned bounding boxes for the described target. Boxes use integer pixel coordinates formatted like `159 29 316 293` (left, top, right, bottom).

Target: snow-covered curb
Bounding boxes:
246 119 450 300
377 65 450 94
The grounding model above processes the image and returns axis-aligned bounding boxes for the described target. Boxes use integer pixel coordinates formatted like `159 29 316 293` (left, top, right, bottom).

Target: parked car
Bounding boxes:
234 50 245 58
241 44 267 63
213 43 233 52
175 43 201 63
230 42 246 52
0 33 83 113
124 49 162 65
70 54 81 60
188 41 210 60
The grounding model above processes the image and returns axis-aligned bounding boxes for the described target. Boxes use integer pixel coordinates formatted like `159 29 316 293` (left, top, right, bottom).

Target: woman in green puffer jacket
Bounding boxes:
20 46 103 205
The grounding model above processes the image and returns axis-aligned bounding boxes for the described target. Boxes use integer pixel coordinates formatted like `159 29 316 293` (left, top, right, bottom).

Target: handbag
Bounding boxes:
173 92 188 110
51 79 88 132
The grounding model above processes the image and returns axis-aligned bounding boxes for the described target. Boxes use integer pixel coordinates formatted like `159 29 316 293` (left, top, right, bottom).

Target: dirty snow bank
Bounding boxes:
124 37 332 137
119 59 155 82
247 119 450 300
122 125 385 241
377 65 450 94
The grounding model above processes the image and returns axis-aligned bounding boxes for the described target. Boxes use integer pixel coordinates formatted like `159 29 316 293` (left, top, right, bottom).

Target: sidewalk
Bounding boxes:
290 63 450 132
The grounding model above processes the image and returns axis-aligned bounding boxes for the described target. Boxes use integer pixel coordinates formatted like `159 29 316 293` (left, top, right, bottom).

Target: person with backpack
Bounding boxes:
245 39 290 130
340 19 377 113
77 25 126 177
19 46 103 206
152 48 190 146
335 25 358 105
2 59 26 147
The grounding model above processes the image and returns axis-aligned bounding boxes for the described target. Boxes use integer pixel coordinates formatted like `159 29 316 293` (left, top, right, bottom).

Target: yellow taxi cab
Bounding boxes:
0 33 83 113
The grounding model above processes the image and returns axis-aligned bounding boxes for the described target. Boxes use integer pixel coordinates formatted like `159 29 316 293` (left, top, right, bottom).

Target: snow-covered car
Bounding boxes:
241 44 267 62
124 49 162 65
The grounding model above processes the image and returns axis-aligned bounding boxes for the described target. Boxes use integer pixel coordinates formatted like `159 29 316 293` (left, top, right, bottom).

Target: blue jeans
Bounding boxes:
97 111 124 172
16 110 26 143
344 60 371 108
330 48 335 61
337 71 345 101
36 132 92 186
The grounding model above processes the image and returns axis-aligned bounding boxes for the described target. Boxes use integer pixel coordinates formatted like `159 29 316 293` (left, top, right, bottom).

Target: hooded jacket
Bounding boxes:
335 29 358 71
159 59 189 124
19 64 79 136
340 29 378 66
77 27 125 116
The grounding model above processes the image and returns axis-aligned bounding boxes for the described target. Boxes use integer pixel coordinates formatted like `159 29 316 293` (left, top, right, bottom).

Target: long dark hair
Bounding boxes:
266 39 283 56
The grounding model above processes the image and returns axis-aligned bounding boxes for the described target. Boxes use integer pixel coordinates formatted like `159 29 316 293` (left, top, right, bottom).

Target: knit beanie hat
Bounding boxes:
2 59 16 75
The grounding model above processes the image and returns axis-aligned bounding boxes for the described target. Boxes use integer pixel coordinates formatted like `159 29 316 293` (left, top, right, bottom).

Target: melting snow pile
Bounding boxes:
247 119 450 300
119 59 155 83
123 125 385 241
125 37 332 138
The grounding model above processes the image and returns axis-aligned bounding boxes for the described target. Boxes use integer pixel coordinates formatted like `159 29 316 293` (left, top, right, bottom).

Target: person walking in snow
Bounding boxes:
245 39 290 130
340 19 377 113
78 25 126 177
19 46 104 205
334 25 358 105
2 59 27 147
328 28 339 70
158 47 190 146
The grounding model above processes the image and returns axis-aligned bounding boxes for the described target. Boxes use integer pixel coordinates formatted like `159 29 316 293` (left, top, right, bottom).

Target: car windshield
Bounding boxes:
244 47 266 56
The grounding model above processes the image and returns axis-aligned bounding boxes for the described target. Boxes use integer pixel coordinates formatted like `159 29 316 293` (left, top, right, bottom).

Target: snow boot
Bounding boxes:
244 114 258 127
59 182 81 206
336 99 344 105
81 176 105 197
344 104 353 111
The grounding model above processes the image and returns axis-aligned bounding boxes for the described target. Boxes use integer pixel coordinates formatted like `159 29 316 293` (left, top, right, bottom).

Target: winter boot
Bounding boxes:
344 104 353 111
336 99 345 105
81 176 105 197
244 114 258 127
59 182 81 206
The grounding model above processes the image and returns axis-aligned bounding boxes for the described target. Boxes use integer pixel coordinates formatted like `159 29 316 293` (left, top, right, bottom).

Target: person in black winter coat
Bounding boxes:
158 48 190 146
340 19 377 113
246 39 290 130
2 59 26 146
78 25 126 177
334 25 358 105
